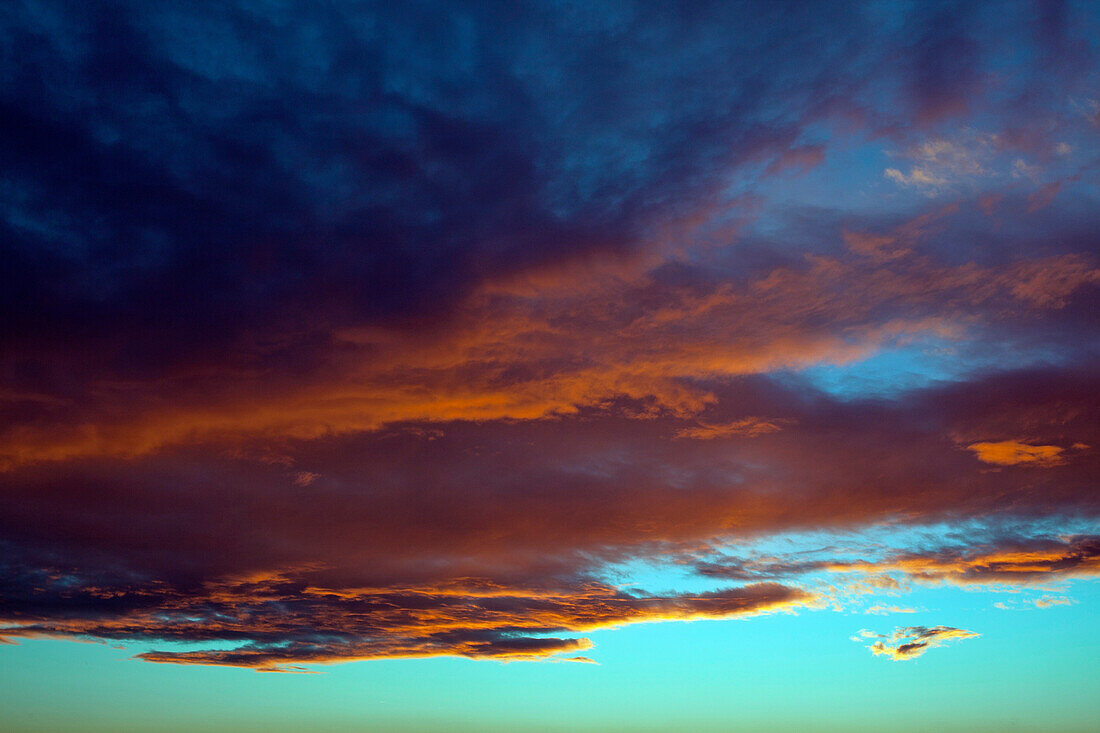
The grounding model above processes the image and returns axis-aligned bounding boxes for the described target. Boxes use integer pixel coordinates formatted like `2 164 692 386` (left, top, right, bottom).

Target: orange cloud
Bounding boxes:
842 230 908 261
830 535 1100 585
967 440 1065 466
675 417 788 440
1 211 1094 471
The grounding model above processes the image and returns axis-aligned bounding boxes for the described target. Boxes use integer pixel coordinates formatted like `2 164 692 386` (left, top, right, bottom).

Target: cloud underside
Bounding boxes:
3 529 1094 669
1 1 1099 670
3 582 807 671
698 534 1100 585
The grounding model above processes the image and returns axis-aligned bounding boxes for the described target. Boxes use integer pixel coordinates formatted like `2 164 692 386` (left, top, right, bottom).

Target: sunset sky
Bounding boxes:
1 1 1099 731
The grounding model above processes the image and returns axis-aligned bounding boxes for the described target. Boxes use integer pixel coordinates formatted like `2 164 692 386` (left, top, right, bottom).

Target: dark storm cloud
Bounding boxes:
2 194 1096 469
0 0 868 370
1 1 1099 669
4 1 1094 374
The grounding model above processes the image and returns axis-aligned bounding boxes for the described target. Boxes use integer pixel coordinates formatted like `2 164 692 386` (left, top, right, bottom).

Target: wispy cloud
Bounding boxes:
884 136 993 195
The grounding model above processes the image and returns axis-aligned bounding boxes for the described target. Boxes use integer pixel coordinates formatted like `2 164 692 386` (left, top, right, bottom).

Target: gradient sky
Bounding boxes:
2 1 1099 731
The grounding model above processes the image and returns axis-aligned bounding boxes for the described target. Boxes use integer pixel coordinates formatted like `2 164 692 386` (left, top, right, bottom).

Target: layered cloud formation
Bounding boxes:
1 1 1098 669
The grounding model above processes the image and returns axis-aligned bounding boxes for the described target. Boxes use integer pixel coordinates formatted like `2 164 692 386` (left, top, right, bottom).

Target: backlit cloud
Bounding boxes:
858 626 979 661
1 573 808 671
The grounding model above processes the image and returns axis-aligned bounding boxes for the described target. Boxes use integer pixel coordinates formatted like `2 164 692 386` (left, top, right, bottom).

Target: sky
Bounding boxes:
1 1 1099 731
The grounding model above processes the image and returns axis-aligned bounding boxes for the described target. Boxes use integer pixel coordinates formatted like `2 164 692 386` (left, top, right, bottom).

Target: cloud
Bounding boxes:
995 595 1077 610
1 365 1097 668
0 575 808 670
885 167 948 189
0 0 1098 673
2 0 1099 478
293 471 320 486
830 535 1100 586
1012 158 1042 182
2 0 902 378
1027 180 1066 213
859 626 979 661
884 136 992 194
693 529 1100 604
2 206 1096 470
765 145 826 177
865 605 918 615
675 417 788 440
966 440 1066 466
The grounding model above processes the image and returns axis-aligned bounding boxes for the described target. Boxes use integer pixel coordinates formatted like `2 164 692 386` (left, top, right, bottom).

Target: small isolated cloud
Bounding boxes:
857 626 979 661
884 136 991 194
865 604 918 615
1032 595 1073 609
564 656 599 664
885 167 948 189
993 595 1074 610
675 417 788 440
1012 158 1041 182
842 230 909 261
293 471 321 486
966 440 1065 467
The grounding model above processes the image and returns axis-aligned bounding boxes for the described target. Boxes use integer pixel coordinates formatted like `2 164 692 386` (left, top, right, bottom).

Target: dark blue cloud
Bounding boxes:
6 0 1092 375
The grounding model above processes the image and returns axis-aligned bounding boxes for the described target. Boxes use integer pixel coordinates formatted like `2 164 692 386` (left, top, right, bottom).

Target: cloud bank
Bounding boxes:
1 0 1098 669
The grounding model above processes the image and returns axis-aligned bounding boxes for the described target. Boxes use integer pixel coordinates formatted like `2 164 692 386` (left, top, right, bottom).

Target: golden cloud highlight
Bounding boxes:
1 208 1095 471
858 625 979 660
967 440 1065 466
0 575 812 671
